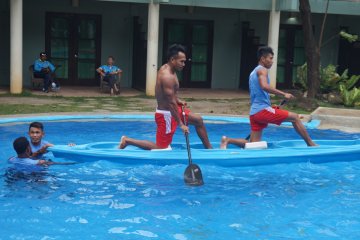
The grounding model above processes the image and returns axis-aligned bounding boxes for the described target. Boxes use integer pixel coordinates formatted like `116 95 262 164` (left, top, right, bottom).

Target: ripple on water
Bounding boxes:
1 120 359 239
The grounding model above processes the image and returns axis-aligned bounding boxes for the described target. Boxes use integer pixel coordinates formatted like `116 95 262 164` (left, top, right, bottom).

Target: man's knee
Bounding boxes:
190 114 204 126
287 112 300 122
44 73 51 80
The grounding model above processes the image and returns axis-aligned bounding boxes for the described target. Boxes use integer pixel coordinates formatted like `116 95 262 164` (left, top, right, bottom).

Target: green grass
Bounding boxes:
0 104 82 115
0 95 130 115
0 91 358 116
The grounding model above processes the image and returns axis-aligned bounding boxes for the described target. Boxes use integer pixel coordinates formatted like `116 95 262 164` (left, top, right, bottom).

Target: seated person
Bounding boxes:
9 137 60 173
96 56 122 96
33 52 59 93
28 122 54 160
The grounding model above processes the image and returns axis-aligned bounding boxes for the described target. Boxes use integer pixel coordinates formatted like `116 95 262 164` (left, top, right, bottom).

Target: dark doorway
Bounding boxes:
45 12 101 85
239 22 264 90
132 16 147 91
338 29 360 80
163 19 213 88
277 24 305 89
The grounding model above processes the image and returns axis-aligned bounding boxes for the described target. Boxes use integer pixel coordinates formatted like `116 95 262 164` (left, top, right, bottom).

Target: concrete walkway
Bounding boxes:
24 86 250 99
311 107 360 133
1 87 359 133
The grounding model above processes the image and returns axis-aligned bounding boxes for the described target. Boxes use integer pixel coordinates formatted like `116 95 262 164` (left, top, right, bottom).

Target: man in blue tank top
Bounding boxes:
220 46 316 148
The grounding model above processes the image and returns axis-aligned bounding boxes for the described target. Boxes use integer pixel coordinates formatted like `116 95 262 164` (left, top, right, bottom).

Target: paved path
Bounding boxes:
311 107 360 133
1 87 359 133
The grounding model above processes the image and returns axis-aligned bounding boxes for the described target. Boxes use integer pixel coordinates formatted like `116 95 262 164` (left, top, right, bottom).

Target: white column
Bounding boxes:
10 0 23 94
267 0 280 88
145 1 159 96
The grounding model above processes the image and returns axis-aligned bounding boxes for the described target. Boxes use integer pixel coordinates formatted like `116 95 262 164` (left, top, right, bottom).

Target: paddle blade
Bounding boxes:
184 164 204 186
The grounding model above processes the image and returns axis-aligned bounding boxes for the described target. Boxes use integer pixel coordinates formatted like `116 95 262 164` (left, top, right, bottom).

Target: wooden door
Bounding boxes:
277 25 305 89
163 19 213 88
45 13 101 85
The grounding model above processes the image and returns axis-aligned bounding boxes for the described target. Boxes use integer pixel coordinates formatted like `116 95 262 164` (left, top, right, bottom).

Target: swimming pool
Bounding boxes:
1 116 360 239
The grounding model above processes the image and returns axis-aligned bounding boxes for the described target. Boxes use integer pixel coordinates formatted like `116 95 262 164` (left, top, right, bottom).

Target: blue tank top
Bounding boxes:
249 65 271 115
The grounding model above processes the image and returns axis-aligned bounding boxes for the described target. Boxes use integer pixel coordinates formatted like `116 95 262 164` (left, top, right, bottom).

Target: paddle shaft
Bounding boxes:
182 107 193 165
245 99 287 141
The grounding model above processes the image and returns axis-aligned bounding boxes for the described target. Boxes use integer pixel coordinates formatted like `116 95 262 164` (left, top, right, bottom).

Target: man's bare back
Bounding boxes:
155 63 179 111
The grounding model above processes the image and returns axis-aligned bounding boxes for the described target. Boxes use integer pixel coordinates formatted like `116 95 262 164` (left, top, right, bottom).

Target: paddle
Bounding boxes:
181 106 204 186
245 99 287 141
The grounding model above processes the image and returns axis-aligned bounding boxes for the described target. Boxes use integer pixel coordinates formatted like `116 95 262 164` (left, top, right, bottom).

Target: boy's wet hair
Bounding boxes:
108 56 115 61
29 122 44 131
167 44 186 61
257 46 274 61
13 137 30 155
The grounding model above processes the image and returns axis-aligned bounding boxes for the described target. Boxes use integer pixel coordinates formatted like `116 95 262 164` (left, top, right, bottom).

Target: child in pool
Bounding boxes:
9 137 62 173
28 122 75 159
28 122 53 159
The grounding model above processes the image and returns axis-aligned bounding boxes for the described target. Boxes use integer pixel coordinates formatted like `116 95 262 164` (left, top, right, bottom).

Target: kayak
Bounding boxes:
49 139 360 167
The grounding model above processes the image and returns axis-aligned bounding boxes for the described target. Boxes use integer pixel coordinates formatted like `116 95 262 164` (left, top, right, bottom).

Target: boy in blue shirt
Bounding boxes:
33 52 58 93
28 122 53 159
96 56 122 96
9 137 55 173
9 137 75 173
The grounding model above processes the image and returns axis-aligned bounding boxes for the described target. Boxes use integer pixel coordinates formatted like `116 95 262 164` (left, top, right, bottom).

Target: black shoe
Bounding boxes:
42 88 49 93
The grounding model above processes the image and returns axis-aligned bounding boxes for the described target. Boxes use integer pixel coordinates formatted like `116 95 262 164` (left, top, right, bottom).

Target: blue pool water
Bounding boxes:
1 119 360 239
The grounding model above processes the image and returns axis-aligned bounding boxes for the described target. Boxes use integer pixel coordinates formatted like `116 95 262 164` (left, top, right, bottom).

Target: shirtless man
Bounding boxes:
220 46 316 149
119 44 212 150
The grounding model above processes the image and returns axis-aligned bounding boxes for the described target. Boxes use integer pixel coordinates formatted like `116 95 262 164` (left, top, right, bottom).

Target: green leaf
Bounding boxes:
340 85 360 107
340 31 359 43
345 75 360 90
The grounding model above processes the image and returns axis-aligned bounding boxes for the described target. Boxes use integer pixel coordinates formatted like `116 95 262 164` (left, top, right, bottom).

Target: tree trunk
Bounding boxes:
299 0 321 98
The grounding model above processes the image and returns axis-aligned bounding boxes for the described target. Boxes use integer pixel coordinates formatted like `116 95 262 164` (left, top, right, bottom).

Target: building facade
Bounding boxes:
1 0 360 95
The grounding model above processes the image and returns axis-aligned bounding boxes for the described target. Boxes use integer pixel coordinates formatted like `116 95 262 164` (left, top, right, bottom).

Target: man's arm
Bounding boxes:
162 76 189 133
34 60 42 72
96 67 105 77
176 98 186 106
109 67 122 75
31 143 54 158
257 68 294 100
37 160 76 166
48 62 56 72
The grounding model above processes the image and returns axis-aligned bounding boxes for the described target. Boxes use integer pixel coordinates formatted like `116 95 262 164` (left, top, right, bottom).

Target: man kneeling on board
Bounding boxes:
220 46 316 149
119 44 212 150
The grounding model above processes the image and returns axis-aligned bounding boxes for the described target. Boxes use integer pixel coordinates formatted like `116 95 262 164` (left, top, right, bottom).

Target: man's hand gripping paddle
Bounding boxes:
182 106 204 186
245 99 287 141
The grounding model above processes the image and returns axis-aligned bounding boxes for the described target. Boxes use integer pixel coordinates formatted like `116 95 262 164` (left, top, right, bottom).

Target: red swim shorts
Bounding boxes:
250 107 289 131
155 105 190 148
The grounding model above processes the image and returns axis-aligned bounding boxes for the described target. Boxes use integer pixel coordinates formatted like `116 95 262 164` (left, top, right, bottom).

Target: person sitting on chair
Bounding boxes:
96 56 122 96
33 52 58 93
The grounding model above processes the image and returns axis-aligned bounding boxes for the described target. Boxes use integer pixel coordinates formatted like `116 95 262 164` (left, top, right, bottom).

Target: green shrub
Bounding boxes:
295 63 360 106
339 84 360 107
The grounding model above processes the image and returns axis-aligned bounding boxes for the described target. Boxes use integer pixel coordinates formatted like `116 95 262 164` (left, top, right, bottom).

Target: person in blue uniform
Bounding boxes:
96 56 122 96
33 52 58 93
